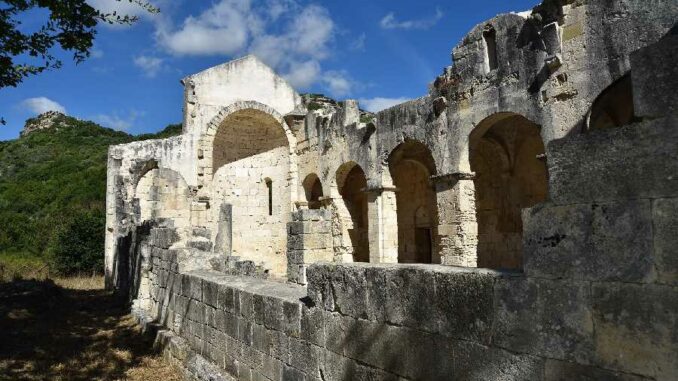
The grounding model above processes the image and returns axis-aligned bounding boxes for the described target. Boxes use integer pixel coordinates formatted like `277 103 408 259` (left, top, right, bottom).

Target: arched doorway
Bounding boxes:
469 113 548 270
302 173 323 209
389 140 438 263
210 108 292 274
587 74 635 131
336 162 369 262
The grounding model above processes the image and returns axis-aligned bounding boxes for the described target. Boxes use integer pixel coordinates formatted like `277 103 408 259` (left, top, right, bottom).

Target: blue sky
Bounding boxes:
0 0 539 140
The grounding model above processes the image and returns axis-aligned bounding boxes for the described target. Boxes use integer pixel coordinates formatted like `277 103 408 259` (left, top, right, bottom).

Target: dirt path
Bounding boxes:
0 279 181 381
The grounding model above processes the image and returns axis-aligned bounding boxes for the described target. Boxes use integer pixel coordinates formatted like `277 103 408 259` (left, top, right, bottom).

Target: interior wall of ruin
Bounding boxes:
211 111 291 275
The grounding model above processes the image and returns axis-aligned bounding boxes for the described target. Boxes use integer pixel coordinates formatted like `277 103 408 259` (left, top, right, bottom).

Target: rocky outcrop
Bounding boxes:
20 111 72 137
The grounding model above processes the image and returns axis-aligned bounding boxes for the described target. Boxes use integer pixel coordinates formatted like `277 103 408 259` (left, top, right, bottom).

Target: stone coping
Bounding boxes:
184 269 307 304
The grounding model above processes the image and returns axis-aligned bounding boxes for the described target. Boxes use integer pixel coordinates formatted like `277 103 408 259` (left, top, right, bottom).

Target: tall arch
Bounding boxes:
469 113 548 270
335 162 369 263
201 102 297 275
302 173 323 209
388 140 439 263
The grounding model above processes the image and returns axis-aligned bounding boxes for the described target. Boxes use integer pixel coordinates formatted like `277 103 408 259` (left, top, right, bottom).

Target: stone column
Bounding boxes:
432 172 478 267
366 187 399 264
287 209 333 285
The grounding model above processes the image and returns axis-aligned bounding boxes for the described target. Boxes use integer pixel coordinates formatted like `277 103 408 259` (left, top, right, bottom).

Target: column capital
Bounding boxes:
362 186 398 194
431 172 476 183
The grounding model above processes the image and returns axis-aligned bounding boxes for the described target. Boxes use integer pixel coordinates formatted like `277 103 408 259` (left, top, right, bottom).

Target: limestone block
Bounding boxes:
493 278 595 363
289 338 321 377
547 116 678 204
523 200 654 282
217 284 239 314
452 341 544 381
182 275 203 300
319 349 400 381
323 312 454 380
300 306 325 347
433 268 496 343
592 282 678 380
653 198 678 286
631 35 678 118
544 359 652 381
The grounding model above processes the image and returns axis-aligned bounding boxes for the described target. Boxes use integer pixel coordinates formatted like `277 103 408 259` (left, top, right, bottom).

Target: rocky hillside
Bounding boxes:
0 112 181 263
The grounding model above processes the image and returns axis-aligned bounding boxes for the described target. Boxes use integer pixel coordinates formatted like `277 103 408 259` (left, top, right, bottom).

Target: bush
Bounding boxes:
48 210 105 275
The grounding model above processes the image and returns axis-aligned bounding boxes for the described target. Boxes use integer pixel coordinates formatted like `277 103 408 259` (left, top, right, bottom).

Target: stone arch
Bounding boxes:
586 74 635 131
200 101 298 198
334 162 369 263
302 173 323 209
388 140 439 263
469 113 548 270
201 101 298 275
133 166 190 228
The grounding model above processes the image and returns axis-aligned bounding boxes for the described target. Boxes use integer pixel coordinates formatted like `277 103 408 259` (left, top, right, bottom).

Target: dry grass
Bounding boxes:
0 277 182 381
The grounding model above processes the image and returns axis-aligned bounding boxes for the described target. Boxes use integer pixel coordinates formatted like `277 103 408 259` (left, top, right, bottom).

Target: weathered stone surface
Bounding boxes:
653 198 678 286
523 200 654 282
631 35 678 118
592 282 678 380
546 116 678 204
544 359 652 381
493 278 595 363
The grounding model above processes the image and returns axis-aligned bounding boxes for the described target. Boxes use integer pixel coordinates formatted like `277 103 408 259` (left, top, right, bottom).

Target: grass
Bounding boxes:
0 255 182 381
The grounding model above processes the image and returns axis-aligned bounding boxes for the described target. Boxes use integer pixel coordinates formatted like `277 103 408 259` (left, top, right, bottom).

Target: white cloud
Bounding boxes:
90 46 104 58
155 0 336 91
283 60 321 89
134 55 165 77
20 97 66 115
87 0 150 29
359 97 410 112
322 71 353 98
94 111 142 131
380 8 443 30
349 33 366 51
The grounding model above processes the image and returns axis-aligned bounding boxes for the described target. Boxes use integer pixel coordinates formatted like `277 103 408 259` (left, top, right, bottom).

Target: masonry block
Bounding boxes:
523 200 654 282
591 282 678 380
493 278 595 363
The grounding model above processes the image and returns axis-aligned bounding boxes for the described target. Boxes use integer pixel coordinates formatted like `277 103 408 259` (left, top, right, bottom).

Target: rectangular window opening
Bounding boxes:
266 179 273 216
483 28 498 72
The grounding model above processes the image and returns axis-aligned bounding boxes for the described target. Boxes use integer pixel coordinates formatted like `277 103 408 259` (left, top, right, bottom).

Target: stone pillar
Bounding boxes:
367 187 399 264
432 173 478 267
214 203 232 256
287 209 333 285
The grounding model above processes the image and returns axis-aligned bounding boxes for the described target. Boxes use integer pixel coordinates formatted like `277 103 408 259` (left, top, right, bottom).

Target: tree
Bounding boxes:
0 0 158 89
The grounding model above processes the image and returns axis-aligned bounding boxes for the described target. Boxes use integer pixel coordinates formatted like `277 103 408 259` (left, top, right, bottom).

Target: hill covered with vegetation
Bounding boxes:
0 113 181 276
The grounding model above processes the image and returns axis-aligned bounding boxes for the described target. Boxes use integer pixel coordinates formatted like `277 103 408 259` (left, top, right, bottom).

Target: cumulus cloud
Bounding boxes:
359 97 410 112
134 55 165 77
322 71 353 98
155 0 336 91
380 8 443 30
20 97 66 115
94 111 142 131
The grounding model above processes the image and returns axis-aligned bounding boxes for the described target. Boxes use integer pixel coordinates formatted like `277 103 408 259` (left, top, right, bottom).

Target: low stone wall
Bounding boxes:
132 224 677 381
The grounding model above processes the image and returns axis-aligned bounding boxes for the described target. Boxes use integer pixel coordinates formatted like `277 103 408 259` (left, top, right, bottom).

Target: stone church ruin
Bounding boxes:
106 1 678 379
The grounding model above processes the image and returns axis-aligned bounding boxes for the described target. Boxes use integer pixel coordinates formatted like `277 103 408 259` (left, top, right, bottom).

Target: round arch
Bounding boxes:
388 140 439 264
200 101 298 200
469 112 548 270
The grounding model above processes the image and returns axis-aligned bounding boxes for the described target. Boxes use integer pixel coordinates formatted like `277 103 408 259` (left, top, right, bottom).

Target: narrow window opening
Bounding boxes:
266 179 273 216
483 27 498 72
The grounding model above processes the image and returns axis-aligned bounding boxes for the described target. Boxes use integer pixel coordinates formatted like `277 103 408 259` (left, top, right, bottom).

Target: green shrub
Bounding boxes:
47 209 105 275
